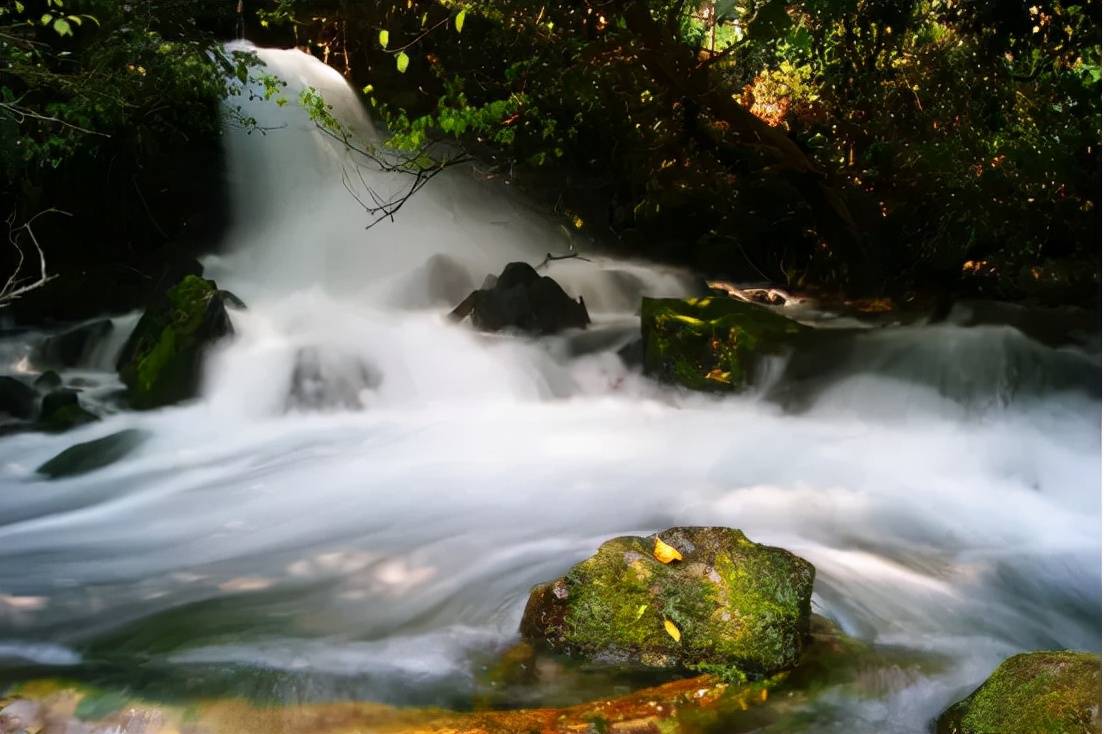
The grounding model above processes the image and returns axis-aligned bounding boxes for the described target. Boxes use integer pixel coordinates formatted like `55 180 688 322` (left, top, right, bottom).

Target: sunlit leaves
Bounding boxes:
379 29 389 49
455 8 467 33
396 51 410 73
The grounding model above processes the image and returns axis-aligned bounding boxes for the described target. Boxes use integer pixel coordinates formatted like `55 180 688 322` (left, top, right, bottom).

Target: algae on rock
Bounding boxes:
641 297 808 391
117 276 237 409
520 526 815 680
937 651 1102 734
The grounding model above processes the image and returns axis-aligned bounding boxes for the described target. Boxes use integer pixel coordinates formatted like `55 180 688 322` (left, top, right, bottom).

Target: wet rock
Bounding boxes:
641 296 808 392
37 429 151 479
38 389 99 432
936 651 1101 734
34 370 63 392
0 376 37 420
394 254 476 309
219 290 248 310
287 347 381 412
520 527 815 679
451 262 589 335
35 318 114 368
617 337 644 368
117 275 237 409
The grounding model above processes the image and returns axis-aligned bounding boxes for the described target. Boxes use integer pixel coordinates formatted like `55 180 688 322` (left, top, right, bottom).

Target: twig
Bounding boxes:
535 250 592 270
1 209 70 307
0 101 111 138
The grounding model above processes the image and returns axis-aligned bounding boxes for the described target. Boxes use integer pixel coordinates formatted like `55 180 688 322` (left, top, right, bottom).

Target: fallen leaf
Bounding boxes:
634 604 648 621
664 618 681 642
654 537 683 564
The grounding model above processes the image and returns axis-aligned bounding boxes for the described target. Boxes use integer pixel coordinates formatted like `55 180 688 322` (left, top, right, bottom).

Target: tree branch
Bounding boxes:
1 209 70 308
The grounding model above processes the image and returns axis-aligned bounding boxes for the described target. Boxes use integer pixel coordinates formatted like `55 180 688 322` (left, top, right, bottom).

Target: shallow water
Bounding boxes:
0 45 1099 733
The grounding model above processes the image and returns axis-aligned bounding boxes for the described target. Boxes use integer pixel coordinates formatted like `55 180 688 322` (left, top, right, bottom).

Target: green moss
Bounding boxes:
136 327 177 397
938 651 1101 734
39 403 99 433
521 527 815 679
117 276 233 409
641 297 808 392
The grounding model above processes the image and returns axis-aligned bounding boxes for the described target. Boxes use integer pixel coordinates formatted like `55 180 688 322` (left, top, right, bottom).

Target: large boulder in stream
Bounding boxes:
117 275 239 409
520 527 815 680
936 651 1101 734
641 297 808 391
450 262 589 335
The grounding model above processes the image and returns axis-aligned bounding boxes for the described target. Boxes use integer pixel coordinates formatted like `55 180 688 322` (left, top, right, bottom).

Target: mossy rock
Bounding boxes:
117 276 236 409
520 527 815 680
37 429 151 479
937 651 1102 734
641 297 808 391
38 389 99 433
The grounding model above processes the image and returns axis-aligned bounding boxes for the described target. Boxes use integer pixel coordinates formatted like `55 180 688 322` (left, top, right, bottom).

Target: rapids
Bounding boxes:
0 45 1098 732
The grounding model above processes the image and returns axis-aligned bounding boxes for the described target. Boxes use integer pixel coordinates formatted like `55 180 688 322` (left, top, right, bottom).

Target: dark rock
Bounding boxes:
642 296 808 392
287 347 381 412
617 337 644 368
37 429 151 479
936 651 1101 734
520 526 815 679
34 371 63 392
35 319 114 368
0 377 37 420
117 275 237 409
219 290 247 310
38 389 99 432
451 262 589 335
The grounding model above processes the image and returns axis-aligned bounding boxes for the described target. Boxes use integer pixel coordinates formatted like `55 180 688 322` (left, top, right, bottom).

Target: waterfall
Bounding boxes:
0 44 1097 733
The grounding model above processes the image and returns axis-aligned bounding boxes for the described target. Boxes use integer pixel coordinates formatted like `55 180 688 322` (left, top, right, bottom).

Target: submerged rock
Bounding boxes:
520 526 815 679
937 651 1101 734
0 376 37 420
451 262 589 335
34 370 63 392
287 346 381 412
35 319 114 368
641 296 808 392
37 429 151 479
117 275 237 409
38 389 99 432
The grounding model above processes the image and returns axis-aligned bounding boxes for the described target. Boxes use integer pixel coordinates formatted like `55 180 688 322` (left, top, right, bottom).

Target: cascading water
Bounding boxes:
0 45 1098 732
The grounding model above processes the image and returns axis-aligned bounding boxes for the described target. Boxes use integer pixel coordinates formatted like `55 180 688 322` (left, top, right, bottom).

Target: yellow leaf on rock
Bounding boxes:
664 618 681 642
654 537 683 564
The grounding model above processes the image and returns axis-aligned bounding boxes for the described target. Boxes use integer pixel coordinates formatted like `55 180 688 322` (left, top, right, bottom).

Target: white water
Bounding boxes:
0 46 1099 731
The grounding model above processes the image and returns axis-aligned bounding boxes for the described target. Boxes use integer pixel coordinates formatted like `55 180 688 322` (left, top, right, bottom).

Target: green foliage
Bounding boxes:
125 0 1104 301
1 0 260 183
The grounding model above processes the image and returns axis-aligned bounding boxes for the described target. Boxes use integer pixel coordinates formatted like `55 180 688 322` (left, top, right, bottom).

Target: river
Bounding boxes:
0 45 1098 733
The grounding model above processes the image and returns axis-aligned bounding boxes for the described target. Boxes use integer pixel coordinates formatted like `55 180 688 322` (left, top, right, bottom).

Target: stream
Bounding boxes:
0 45 1099 733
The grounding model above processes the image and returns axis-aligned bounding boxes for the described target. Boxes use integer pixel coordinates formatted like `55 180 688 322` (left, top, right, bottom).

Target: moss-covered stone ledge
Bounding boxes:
520 527 815 681
641 297 808 392
937 651 1101 734
116 276 240 409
